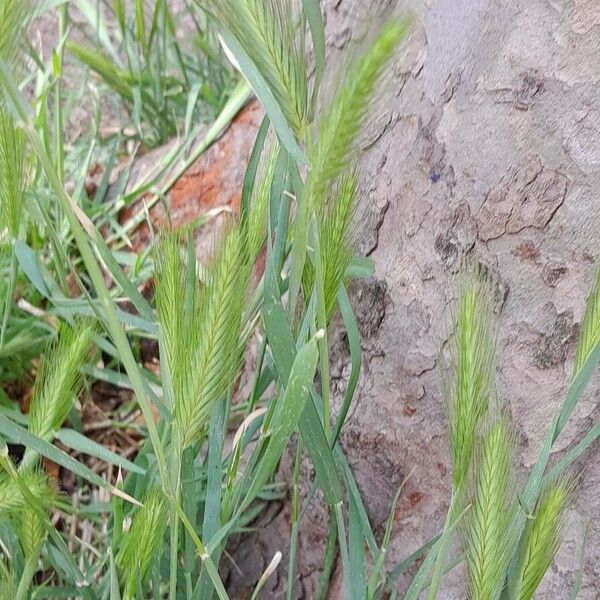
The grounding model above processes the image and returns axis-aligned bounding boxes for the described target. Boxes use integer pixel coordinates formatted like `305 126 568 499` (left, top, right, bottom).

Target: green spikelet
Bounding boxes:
305 19 409 209
574 264 600 375
156 225 252 449
208 0 308 138
466 417 515 600
303 174 357 318
0 471 49 514
514 477 574 600
0 563 17 600
0 0 31 73
117 488 168 594
0 108 26 239
180 227 249 448
155 231 198 412
17 507 46 558
446 270 496 490
28 323 94 443
245 141 278 262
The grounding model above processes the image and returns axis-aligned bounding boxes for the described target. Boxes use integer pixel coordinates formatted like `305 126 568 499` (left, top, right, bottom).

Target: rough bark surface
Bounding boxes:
227 1 600 598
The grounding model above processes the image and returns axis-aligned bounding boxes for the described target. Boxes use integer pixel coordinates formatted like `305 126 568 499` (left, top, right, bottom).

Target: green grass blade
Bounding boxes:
331 285 361 445
56 428 145 475
301 0 325 111
240 114 270 223
348 489 366 600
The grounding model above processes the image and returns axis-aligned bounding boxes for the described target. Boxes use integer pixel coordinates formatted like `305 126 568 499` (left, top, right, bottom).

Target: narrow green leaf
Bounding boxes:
301 0 325 110
241 115 270 223
56 428 145 475
348 490 366 600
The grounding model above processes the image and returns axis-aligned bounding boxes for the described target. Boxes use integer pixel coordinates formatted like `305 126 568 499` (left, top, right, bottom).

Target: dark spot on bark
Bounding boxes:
514 70 543 110
474 260 510 312
533 311 578 369
403 405 417 416
352 279 390 339
512 240 540 262
434 233 458 262
408 491 424 507
543 261 568 287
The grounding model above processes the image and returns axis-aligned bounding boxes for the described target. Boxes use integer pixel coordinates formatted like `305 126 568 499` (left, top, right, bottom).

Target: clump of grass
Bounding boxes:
3 0 595 598
466 417 515 600
207 0 309 139
67 0 231 146
513 477 575 600
116 488 168 596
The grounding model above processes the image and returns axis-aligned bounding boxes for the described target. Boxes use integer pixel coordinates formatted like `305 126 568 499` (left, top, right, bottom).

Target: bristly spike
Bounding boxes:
28 323 94 445
0 107 26 239
207 0 309 139
573 263 600 376
155 222 254 449
0 0 32 75
302 173 358 319
444 263 498 490
305 18 410 212
466 417 516 600
116 488 168 595
514 476 576 600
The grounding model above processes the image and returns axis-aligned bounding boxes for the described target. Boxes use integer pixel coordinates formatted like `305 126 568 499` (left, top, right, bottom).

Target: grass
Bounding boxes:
0 1 597 599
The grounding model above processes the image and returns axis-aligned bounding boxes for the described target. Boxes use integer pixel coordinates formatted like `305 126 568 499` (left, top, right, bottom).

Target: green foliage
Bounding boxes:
447 272 496 489
574 264 600 375
514 477 575 600
466 417 515 600
28 323 94 443
67 0 232 146
116 488 168 595
208 0 309 139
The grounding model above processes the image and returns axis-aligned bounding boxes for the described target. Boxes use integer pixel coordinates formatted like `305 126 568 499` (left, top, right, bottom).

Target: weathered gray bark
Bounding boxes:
228 1 600 597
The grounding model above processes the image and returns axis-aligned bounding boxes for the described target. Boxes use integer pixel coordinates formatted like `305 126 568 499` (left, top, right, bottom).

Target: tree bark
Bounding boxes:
228 0 600 597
